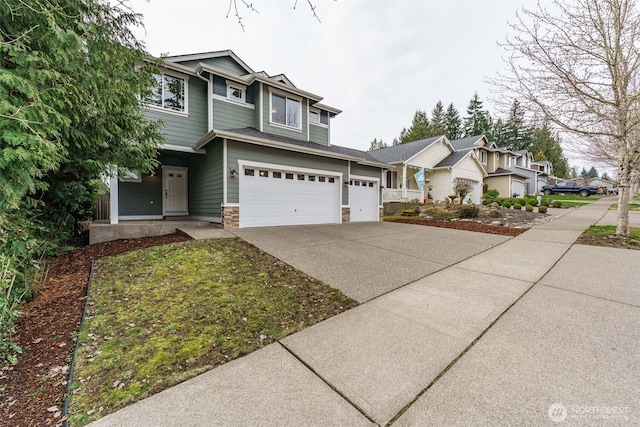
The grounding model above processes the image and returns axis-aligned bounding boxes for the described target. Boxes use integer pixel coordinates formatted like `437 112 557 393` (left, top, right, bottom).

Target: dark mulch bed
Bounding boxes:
0 234 190 427
386 217 530 237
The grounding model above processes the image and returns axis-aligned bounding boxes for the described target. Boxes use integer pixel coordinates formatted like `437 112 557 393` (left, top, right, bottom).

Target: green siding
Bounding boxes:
226 140 350 205
119 175 163 216
144 77 208 148
189 140 223 218
212 99 255 130
309 124 329 146
350 163 382 179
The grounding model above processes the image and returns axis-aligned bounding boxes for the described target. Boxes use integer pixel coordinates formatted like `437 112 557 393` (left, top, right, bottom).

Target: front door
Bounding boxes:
163 166 188 215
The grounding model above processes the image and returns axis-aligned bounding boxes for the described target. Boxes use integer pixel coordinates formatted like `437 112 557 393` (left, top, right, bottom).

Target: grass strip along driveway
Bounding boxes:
68 238 357 425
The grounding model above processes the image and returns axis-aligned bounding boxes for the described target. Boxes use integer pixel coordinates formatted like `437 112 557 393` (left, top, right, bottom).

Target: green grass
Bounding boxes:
577 226 640 249
554 201 590 207
541 194 601 201
68 238 357 425
609 203 640 210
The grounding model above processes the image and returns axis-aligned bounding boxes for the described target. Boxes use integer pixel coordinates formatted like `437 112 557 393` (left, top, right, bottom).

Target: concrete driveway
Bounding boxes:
233 222 510 302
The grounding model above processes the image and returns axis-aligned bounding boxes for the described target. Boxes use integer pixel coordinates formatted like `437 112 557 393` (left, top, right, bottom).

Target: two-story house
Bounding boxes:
514 150 550 195
109 50 387 229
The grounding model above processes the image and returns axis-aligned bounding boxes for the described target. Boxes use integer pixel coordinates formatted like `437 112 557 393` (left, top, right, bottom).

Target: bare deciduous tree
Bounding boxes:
453 178 475 205
226 0 321 32
492 0 640 236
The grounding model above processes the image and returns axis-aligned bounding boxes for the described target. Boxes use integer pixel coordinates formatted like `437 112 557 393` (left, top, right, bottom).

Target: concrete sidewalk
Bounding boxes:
89 198 639 426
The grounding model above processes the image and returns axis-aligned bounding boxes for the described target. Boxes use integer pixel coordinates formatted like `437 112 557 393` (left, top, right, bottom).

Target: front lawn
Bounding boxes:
68 238 357 425
576 226 640 250
541 194 601 201
609 203 640 210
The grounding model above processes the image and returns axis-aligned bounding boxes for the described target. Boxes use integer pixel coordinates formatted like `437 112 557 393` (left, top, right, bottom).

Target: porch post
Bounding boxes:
420 167 425 202
402 165 407 199
109 166 119 224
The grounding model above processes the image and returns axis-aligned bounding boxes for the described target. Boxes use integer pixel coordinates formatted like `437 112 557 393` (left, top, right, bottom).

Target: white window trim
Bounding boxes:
480 150 487 164
144 70 189 116
507 156 512 167
269 88 303 131
226 80 246 103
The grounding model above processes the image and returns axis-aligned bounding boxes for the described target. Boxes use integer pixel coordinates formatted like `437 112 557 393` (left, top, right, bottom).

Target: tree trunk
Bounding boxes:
616 151 631 237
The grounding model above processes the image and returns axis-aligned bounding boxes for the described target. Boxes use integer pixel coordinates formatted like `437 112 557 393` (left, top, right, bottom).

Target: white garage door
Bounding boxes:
512 180 525 198
349 179 379 222
240 166 340 228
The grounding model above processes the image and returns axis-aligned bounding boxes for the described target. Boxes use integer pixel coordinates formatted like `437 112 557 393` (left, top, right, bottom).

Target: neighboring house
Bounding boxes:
575 177 617 190
110 50 387 228
369 135 486 204
514 150 549 195
450 136 530 199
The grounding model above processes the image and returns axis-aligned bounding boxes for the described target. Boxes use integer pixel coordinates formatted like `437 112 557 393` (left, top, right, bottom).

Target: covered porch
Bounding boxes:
382 165 428 203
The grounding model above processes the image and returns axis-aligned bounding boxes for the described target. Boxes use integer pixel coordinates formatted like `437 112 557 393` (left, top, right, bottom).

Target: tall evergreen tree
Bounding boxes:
368 138 388 151
397 110 431 144
503 99 531 151
529 122 569 178
430 101 447 136
444 103 463 140
463 93 491 137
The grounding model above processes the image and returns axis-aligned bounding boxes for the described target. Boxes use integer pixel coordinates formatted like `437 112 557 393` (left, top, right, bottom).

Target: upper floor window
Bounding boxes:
480 150 487 164
227 82 246 103
507 156 512 167
145 73 186 113
309 108 320 124
271 92 301 129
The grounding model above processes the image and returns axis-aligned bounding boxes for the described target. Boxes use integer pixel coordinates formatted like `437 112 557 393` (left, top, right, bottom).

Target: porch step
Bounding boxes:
164 215 193 221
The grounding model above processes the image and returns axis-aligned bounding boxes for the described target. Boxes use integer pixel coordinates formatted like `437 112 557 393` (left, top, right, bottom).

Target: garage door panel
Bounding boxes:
350 179 379 222
240 166 340 228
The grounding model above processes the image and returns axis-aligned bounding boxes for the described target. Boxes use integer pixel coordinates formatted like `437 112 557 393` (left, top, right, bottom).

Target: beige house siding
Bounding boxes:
429 169 452 203
452 155 485 204
484 176 510 199
407 139 452 169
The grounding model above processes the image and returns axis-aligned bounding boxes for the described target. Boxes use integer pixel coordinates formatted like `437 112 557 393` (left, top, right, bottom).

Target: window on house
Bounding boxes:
480 151 487 164
121 169 142 183
271 92 301 128
328 177 335 183
286 173 294 179
244 169 254 176
308 175 316 182
507 156 512 167
259 170 269 177
309 109 320 124
297 174 305 180
145 74 186 113
227 83 245 103
319 176 326 183
273 172 282 178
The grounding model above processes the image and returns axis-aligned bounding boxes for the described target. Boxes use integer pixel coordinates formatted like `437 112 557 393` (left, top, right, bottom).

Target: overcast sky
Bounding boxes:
128 0 590 160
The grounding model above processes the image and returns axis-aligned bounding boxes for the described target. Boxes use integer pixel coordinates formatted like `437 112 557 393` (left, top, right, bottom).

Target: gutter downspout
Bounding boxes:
195 68 212 131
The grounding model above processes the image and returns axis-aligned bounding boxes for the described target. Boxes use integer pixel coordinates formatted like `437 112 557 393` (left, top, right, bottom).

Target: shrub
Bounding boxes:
552 200 562 208
538 206 548 213
482 199 493 205
489 209 502 217
501 200 513 208
525 204 534 212
526 197 538 206
486 189 500 198
515 198 527 206
513 203 522 210
458 206 479 218
432 210 459 221
1 257 25 365
541 198 551 207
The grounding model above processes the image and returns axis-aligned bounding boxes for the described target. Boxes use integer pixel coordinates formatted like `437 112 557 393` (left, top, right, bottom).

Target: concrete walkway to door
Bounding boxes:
89 198 639 426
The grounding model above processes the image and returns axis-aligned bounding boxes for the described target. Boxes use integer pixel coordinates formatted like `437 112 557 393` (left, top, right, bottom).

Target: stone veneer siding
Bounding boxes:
341 207 350 223
222 206 239 229
379 207 384 221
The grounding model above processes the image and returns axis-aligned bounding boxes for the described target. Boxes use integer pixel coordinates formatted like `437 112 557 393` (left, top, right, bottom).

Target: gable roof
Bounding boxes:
450 135 487 150
270 74 296 87
165 50 254 74
434 149 471 168
368 136 446 164
194 127 387 168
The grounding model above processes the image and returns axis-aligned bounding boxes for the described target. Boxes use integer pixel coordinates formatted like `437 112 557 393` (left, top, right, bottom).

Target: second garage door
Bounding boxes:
240 165 341 228
349 178 379 222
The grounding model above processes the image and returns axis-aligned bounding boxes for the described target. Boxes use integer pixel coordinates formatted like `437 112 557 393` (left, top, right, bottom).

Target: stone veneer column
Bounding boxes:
222 206 240 229
341 207 350 223
379 207 384 221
